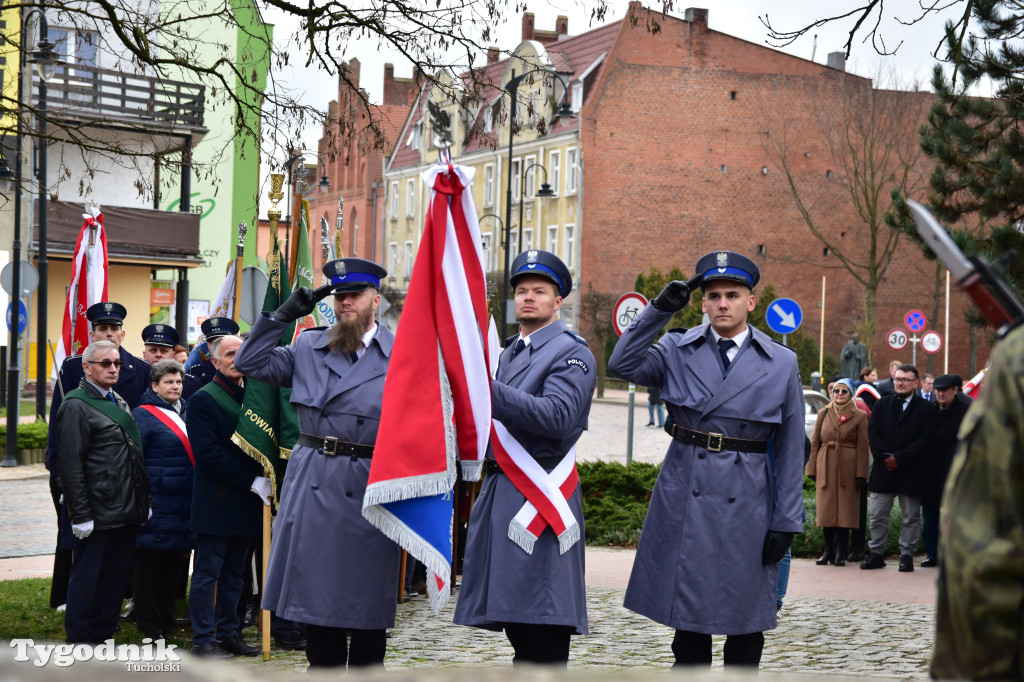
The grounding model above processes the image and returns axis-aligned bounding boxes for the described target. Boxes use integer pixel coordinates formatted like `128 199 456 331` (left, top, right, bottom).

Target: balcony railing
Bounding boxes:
36 63 205 127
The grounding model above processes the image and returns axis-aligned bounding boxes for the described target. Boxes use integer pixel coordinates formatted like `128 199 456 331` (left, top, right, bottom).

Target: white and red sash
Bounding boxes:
139 405 193 466
490 420 580 555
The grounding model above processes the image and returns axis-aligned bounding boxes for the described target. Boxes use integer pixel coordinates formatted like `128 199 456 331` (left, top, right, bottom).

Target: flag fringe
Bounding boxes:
363 470 456 507
361 505 453 613
231 431 280 510
459 459 482 482
558 523 581 555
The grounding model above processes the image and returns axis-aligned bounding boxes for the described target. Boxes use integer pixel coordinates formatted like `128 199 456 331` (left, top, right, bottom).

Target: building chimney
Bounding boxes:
487 47 500 65
556 15 568 37
826 51 846 72
522 12 535 42
684 7 708 28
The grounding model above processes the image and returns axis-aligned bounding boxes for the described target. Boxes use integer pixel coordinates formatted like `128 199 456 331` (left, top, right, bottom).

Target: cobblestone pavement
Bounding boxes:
232 587 933 678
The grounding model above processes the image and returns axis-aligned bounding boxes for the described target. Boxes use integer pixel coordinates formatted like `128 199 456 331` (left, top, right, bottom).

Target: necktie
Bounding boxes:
717 338 735 370
511 338 526 358
106 392 117 405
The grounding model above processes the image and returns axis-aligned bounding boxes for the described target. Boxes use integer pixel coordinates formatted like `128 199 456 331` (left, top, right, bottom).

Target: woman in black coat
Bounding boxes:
131 360 193 640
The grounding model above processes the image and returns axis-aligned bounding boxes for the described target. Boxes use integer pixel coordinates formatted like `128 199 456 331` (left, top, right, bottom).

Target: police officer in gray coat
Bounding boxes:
233 257 399 669
608 251 804 669
454 249 596 666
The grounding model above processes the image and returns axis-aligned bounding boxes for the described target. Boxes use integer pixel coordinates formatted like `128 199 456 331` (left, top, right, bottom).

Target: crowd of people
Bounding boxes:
41 247 1018 678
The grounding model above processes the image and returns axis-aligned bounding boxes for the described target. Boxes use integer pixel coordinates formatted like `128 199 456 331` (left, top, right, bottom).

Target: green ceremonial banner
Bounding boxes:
292 200 320 340
231 231 299 507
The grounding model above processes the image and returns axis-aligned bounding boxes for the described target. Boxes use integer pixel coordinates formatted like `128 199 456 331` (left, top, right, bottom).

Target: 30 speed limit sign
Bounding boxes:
921 330 943 355
887 328 908 350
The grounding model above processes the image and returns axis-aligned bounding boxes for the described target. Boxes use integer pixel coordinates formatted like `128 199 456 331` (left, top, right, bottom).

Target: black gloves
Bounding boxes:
650 274 704 313
271 285 332 323
762 531 795 565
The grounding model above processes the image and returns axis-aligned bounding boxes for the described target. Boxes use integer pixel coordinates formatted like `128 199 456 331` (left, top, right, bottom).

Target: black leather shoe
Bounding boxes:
191 642 233 658
921 558 939 568
273 634 306 651
847 550 867 563
218 636 260 657
860 552 886 569
898 554 914 572
815 551 832 566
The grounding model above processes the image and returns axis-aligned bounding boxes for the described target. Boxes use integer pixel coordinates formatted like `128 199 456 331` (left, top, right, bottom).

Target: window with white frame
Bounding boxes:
483 105 493 133
388 242 398 274
523 228 534 252
484 164 494 207
51 28 99 68
571 82 583 113
566 148 578 194
481 233 493 272
404 241 413 278
547 225 559 256
524 155 536 198
389 181 399 219
548 150 561 195
406 178 415 216
511 158 521 201
509 231 520 257
565 224 575 268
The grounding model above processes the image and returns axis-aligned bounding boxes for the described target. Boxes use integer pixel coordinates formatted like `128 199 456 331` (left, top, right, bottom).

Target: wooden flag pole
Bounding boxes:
232 222 246 324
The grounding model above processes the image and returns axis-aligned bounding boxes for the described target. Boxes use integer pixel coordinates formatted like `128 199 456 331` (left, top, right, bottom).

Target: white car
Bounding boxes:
803 389 829 439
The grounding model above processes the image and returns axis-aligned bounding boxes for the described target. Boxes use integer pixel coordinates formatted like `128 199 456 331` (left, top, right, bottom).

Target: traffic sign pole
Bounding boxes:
910 334 921 366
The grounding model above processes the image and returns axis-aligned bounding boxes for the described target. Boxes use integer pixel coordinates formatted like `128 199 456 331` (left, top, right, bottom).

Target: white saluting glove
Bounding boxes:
250 477 272 506
72 520 94 539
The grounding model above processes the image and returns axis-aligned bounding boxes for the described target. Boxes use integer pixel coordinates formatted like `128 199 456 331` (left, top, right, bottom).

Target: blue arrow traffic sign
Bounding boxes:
6 300 27 334
766 298 803 335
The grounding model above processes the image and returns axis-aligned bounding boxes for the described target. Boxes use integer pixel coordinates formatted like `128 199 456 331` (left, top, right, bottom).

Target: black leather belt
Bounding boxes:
671 424 767 453
297 433 374 458
483 456 565 475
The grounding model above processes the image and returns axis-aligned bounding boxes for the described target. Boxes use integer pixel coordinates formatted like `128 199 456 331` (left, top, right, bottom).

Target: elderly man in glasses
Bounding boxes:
45 301 150 613
55 340 150 643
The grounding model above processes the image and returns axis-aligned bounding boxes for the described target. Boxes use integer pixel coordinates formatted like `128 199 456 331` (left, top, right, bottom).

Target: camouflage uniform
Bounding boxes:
931 323 1024 679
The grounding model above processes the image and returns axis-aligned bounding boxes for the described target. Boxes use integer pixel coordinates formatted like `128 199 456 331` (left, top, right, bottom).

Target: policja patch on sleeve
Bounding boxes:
567 358 589 373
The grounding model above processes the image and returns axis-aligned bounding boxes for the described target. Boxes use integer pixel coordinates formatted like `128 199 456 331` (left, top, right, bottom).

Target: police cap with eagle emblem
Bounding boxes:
86 301 127 326
200 317 240 340
323 257 388 295
141 323 180 348
509 249 573 298
695 251 760 290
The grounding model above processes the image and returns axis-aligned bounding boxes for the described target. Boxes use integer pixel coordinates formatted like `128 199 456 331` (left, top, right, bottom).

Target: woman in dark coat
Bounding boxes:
807 378 869 566
131 359 193 639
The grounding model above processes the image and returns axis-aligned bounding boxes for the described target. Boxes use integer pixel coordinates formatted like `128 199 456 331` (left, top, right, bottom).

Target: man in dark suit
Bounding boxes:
873 360 902 397
186 334 265 658
920 374 970 567
862 364 939 572
46 302 149 610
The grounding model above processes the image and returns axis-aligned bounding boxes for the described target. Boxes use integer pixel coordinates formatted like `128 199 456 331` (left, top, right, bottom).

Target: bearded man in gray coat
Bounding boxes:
233 257 398 669
608 251 804 669
454 249 595 666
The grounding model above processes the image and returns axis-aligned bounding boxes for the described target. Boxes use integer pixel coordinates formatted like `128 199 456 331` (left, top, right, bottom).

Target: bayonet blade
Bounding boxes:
907 199 973 281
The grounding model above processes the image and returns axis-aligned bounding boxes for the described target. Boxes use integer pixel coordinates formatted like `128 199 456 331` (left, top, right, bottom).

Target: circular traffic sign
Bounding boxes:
6 300 27 334
904 309 927 333
0 260 40 297
766 298 803 335
613 292 648 337
921 330 943 355
887 328 908 350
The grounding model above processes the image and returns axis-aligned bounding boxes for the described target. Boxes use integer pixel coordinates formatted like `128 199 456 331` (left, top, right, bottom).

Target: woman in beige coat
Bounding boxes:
807 378 869 566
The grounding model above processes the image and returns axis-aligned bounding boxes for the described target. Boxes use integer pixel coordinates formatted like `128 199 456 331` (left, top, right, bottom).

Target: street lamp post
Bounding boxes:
25 10 60 421
516 162 555 252
500 67 574 340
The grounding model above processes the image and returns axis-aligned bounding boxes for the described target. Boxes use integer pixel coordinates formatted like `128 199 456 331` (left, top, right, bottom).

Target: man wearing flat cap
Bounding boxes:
141 323 200 400
609 251 804 669
233 257 399 669
185 317 241 387
454 249 596 666
45 302 150 610
920 374 970 568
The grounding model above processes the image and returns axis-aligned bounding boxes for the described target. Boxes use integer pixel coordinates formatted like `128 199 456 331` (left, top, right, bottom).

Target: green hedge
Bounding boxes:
579 461 910 557
0 421 49 450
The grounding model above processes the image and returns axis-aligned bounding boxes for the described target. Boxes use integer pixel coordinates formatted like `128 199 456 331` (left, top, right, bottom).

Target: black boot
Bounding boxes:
833 528 849 566
816 528 834 565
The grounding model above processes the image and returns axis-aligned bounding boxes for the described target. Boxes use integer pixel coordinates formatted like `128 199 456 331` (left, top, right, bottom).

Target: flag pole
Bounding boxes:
258 174 285 662
334 195 344 259
232 222 246 324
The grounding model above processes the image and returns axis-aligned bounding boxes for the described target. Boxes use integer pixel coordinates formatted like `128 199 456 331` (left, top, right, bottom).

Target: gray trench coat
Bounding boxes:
454 319 596 634
608 305 804 635
233 313 401 629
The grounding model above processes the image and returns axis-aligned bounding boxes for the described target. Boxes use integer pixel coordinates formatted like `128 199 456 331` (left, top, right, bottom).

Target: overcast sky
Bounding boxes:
259 1 960 155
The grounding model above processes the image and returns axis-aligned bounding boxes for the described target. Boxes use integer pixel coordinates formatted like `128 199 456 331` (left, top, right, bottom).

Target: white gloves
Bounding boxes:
148 508 153 521
72 520 94 539
250 477 272 506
